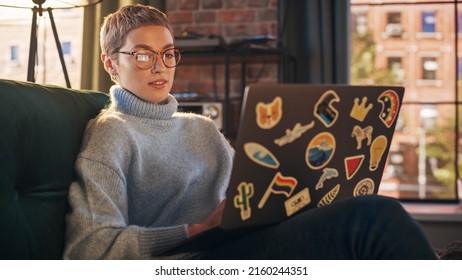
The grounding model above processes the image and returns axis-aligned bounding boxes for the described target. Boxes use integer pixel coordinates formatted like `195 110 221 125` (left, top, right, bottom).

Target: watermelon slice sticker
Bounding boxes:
344 155 365 180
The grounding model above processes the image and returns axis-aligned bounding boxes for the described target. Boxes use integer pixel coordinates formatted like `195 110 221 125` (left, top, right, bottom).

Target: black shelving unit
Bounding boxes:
180 48 294 136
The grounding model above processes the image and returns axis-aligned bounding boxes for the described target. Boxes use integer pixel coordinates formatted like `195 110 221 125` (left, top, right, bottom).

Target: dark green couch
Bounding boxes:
0 79 109 259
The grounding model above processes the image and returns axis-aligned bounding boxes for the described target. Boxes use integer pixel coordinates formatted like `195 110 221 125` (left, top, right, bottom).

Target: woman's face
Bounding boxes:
104 25 176 104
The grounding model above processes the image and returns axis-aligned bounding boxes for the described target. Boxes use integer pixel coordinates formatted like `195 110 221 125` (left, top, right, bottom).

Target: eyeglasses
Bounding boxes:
117 48 182 69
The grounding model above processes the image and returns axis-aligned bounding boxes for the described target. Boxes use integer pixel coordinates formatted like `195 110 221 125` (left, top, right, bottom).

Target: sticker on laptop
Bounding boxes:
350 97 373 122
351 125 373 149
378 89 400 128
243 142 280 169
344 155 365 180
369 135 388 171
256 96 282 129
285 187 311 217
315 167 339 190
234 182 255 221
314 90 340 127
306 132 336 170
274 121 315 147
353 178 375 196
258 172 297 209
317 184 340 207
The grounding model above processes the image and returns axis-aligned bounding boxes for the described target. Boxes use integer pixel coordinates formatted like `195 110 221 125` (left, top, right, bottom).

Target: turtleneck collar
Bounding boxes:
108 86 178 120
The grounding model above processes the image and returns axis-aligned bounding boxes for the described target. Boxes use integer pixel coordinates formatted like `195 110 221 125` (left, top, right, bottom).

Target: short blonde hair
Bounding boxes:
100 4 173 58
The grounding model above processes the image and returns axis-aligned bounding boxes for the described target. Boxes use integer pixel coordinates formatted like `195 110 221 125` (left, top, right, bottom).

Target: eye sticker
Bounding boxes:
315 167 339 190
350 97 373 122
256 96 283 129
353 178 375 197
243 142 280 169
274 121 315 147
314 90 340 127
285 187 311 217
344 155 365 180
306 132 336 170
378 90 400 128
258 172 297 209
351 125 373 150
369 135 388 171
317 184 340 207
234 182 255 221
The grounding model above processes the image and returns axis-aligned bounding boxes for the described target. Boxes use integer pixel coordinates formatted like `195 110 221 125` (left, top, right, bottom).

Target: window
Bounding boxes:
0 7 83 87
62 41 71 56
387 57 404 83
422 11 436 33
385 12 403 37
10 45 18 61
351 0 459 202
422 57 438 80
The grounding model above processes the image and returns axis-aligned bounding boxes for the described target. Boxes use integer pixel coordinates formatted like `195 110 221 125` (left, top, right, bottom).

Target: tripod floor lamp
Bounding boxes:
0 0 103 88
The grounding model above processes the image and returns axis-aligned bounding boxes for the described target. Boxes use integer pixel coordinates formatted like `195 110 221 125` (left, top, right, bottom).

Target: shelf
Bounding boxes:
176 48 293 136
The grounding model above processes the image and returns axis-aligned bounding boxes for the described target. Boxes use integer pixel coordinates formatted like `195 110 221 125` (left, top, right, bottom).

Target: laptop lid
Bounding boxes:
221 83 404 230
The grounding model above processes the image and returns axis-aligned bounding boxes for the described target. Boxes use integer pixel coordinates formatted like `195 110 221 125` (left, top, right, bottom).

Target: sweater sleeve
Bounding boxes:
63 157 189 259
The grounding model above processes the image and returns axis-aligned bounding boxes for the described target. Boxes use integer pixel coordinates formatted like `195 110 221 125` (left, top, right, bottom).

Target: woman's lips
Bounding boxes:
149 80 167 89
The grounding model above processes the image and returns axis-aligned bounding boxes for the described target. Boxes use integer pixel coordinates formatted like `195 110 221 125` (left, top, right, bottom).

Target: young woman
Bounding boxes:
63 4 437 260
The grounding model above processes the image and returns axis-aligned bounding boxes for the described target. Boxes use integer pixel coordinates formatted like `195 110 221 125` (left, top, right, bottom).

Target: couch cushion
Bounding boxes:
0 79 109 259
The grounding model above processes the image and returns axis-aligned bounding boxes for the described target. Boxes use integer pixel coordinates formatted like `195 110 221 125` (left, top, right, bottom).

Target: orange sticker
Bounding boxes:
369 135 388 171
256 96 282 129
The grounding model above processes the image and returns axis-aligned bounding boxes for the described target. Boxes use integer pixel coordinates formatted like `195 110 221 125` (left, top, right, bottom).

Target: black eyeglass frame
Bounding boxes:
117 47 182 69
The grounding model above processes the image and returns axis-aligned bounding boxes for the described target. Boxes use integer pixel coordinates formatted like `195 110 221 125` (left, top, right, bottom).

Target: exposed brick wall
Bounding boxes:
166 0 280 133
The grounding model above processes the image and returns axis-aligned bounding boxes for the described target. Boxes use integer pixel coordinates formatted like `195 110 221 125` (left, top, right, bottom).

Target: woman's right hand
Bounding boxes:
187 200 226 237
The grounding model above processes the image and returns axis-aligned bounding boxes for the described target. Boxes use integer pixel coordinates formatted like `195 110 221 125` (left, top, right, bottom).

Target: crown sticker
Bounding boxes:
350 97 373 122
256 96 282 129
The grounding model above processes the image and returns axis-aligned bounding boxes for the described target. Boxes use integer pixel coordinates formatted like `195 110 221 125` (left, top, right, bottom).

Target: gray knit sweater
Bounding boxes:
63 86 234 259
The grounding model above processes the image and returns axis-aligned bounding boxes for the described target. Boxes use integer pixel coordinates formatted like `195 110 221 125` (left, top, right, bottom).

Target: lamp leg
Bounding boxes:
47 8 71 88
27 7 38 82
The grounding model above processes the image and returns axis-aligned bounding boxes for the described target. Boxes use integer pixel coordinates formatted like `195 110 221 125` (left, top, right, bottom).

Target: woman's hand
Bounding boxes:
187 200 226 237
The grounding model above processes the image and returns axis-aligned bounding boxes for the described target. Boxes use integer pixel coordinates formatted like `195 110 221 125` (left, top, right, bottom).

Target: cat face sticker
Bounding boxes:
256 96 282 129
314 90 340 127
306 132 336 170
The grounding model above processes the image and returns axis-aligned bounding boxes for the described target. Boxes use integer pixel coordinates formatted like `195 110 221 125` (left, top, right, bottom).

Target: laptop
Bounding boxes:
163 83 404 255
220 83 404 230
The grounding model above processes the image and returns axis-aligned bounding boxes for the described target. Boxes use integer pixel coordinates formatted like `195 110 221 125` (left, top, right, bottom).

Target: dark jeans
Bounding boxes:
175 195 436 260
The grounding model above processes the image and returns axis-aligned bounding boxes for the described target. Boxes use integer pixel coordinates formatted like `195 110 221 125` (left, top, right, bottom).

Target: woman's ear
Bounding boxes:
101 53 116 75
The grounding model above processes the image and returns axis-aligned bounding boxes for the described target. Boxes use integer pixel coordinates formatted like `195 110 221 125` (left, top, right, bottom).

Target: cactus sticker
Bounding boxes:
233 182 255 221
